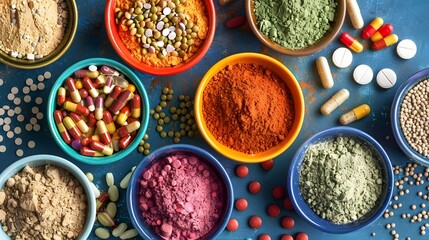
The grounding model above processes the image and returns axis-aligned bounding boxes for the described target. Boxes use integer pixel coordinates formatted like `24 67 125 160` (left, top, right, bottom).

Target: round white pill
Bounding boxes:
377 68 397 89
353 64 373 85
15 138 22 145
332 47 353 68
88 65 97 72
397 39 417 60
28 140 36 148
16 149 24 157
0 146 6 153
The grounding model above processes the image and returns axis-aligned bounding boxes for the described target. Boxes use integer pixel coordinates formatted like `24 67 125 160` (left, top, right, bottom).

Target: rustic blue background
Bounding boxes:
1 0 429 239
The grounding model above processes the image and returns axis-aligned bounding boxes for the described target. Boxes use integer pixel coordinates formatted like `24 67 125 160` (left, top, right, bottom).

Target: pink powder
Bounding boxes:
138 153 225 239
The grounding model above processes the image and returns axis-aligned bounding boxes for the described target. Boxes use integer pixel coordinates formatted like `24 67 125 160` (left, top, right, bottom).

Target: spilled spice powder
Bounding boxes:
202 63 295 154
138 153 225 239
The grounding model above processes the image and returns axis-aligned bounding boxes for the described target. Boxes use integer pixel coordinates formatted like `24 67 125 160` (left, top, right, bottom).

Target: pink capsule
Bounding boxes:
85 96 95 112
95 96 104 120
100 65 119 75
104 76 114 94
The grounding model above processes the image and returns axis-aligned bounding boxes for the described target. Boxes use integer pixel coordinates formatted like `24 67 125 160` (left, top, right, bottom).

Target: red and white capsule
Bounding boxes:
82 77 99 98
95 96 104 120
54 110 72 144
117 121 141 138
105 85 122 108
65 77 81 103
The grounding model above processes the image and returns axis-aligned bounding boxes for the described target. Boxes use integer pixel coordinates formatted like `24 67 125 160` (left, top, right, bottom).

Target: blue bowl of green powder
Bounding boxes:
288 126 394 233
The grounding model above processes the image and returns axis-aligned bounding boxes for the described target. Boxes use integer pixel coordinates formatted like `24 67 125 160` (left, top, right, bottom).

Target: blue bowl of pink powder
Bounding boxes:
127 144 233 239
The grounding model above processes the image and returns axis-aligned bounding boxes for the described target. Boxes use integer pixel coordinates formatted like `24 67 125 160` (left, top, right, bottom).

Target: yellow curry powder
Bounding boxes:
116 0 209 68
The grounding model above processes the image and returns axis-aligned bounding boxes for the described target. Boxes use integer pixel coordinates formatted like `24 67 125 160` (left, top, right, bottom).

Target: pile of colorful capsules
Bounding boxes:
54 65 142 156
340 17 397 53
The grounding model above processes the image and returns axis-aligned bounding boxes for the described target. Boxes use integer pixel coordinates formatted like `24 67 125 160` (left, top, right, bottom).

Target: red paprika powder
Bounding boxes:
202 63 295 154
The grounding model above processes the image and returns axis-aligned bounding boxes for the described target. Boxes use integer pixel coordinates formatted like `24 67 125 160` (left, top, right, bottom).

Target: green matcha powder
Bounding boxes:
254 0 337 50
299 137 383 224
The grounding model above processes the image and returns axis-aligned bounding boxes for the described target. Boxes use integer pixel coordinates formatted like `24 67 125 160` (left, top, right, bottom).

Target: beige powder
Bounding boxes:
0 0 68 60
0 165 87 239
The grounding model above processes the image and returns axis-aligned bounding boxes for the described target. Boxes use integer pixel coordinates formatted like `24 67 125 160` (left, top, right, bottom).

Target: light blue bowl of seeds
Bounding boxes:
287 126 394 233
391 68 429 166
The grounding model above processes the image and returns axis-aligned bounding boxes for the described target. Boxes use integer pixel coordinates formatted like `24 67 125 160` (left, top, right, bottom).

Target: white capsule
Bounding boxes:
316 57 334 89
346 0 364 29
321 89 350 115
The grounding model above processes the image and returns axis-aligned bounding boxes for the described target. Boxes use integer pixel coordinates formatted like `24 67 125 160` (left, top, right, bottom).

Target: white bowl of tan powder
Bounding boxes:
0 154 96 239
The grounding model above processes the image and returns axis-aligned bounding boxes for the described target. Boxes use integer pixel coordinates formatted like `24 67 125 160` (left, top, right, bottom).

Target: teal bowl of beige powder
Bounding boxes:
0 154 96 239
246 0 346 56
287 126 394 233
0 0 78 69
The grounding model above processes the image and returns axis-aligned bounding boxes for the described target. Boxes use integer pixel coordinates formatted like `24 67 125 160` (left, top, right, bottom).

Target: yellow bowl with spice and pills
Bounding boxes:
105 0 216 76
194 53 305 163
245 0 346 56
0 0 78 69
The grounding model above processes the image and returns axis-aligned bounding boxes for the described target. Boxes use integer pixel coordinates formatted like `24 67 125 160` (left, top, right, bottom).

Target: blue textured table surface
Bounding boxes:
1 0 429 239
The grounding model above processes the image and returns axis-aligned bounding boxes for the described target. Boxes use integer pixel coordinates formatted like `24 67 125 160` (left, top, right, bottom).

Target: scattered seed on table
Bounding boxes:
17 114 24 122
30 84 37 91
23 95 31 103
282 216 295 229
0 145 5 153
106 172 114 187
249 215 262 228
235 198 248 211
0 79 3 86
37 75 44 82
16 149 23 157
22 86 30 94
7 110 14 117
33 124 41 132
86 172 94 182
236 165 249 178
35 97 43 104
6 131 14 139
267 204 281 217
281 235 294 240
260 159 274 170
226 218 239 231
283 197 294 210
258 234 271 240
95 227 110 239
14 106 21 114
296 232 309 240
248 181 261 194
112 223 128 237
0 135 3 142
3 125 10 132
7 93 14 101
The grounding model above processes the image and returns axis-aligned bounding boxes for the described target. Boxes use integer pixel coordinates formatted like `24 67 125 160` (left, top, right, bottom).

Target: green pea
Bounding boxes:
176 6 184 13
180 123 186 129
160 94 167 101
181 43 188 50
170 106 177 113
160 131 167 138
134 7 142 14
191 32 197 38
186 21 194 29
180 0 186 3
159 112 166 118
179 95 185 100
143 149 150 155
185 125 191 131
150 109 155 115
185 113 192 119
181 117 187 123
164 116 170 123
174 0 180 5
172 114 179 120
187 39 194 46
142 48 148 55
179 102 186 109
192 123 197 130
143 143 150 149
180 129 186 136
155 105 162 112
172 16 179 24
138 146 144 153
151 6 157 13
156 125 163 132
157 52 165 59
190 110 195 116
178 50 185 58
168 13 175 19
173 137 180 143
143 134 149 141
138 27 144 35
139 140 145 145
158 119 164 125
136 14 144 22
152 14 158 22
160 101 167 107
181 109 188 115
163 17 169 23
175 132 181 138
153 113 160 120
168 131 174 137
188 131 194 137
185 96 191 101
166 94 173 101
186 100 192 107
162 87 170 94
176 109 182 115
192 25 200 32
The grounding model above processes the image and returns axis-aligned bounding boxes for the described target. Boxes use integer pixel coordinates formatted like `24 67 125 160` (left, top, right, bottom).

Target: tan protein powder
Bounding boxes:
0 0 69 60
0 165 87 239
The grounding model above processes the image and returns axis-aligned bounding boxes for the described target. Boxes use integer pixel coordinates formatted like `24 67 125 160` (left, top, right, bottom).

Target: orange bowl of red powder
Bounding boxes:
104 0 215 76
194 53 305 163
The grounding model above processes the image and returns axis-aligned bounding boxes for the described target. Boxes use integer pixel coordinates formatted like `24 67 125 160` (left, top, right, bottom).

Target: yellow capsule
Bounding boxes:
321 89 350 115
316 57 334 89
339 104 370 125
126 84 136 93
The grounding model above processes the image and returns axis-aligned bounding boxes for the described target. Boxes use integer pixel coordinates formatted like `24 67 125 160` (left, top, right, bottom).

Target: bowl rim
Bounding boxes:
126 144 234 239
47 58 150 165
104 0 216 76
391 68 429 166
0 0 78 69
245 0 346 56
287 126 394 233
0 154 96 239
194 52 305 163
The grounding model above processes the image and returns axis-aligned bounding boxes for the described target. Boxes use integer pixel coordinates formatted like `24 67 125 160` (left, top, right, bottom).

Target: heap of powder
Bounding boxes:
202 63 295 154
299 137 384 223
0 165 87 239
253 0 337 50
399 78 429 157
139 153 225 239
0 0 69 60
